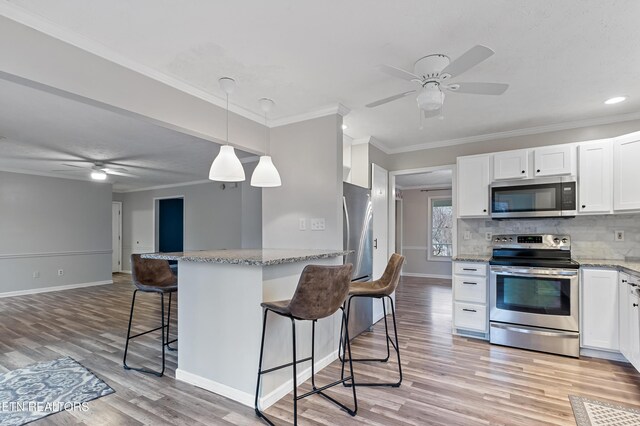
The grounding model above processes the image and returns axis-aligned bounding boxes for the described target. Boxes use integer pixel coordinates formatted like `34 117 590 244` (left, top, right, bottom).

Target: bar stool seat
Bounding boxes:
255 264 358 426
340 253 405 388
123 254 178 377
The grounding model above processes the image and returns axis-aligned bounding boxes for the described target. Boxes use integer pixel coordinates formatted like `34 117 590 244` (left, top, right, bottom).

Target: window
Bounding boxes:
428 197 452 260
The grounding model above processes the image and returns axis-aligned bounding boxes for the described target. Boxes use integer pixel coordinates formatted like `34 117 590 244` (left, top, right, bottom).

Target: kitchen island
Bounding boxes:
142 249 349 409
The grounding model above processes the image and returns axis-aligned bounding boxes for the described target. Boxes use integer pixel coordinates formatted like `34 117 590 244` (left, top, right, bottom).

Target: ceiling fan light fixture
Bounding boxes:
605 96 626 105
417 83 444 112
90 170 107 181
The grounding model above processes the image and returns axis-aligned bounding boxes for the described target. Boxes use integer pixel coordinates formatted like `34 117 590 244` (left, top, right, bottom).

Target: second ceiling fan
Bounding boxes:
367 45 509 118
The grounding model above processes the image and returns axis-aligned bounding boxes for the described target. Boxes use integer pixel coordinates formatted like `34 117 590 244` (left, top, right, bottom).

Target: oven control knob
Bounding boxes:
553 237 560 244
494 238 500 242
508 238 513 241
502 238 507 242
561 238 568 243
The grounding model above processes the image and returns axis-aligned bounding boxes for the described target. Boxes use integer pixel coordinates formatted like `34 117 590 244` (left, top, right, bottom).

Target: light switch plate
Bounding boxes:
463 231 472 240
615 230 624 241
299 218 307 231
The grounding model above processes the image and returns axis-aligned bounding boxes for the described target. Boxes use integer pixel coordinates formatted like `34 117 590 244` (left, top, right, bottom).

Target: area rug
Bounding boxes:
0 356 114 426
570 395 640 425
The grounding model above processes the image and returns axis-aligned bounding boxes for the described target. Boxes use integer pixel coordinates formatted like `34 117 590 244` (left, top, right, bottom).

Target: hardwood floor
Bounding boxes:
1 274 639 425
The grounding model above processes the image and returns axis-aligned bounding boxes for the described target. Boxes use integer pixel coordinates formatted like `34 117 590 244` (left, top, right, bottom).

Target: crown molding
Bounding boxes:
351 137 371 146
395 184 452 191
383 110 640 154
269 103 351 128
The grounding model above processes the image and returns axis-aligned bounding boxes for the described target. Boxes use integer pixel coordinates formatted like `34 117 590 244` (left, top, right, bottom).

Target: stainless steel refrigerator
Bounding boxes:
343 182 374 339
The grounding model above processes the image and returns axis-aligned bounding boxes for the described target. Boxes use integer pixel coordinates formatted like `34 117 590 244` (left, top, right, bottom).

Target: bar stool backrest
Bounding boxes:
288 264 353 320
131 254 177 290
376 253 405 296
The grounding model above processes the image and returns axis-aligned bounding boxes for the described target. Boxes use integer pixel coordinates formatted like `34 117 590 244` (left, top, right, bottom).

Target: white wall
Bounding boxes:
0 171 112 295
117 163 262 271
263 115 343 249
401 189 453 278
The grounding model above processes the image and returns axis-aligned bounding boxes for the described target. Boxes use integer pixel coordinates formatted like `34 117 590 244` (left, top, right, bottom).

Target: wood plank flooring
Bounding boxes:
1 274 639 425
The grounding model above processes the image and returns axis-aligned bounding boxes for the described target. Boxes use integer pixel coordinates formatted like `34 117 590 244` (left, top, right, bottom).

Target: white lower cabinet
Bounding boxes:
581 268 619 351
453 261 488 337
619 272 640 371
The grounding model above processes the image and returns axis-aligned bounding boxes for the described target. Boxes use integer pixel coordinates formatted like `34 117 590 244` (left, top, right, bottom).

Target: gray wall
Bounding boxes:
401 189 453 278
263 115 343 249
0 171 112 294
458 214 640 260
117 163 262 271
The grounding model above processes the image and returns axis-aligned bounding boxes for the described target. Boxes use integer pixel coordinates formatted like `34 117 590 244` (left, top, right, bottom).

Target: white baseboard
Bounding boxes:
402 272 452 280
176 349 339 410
119 270 132 274
0 280 113 298
580 348 628 362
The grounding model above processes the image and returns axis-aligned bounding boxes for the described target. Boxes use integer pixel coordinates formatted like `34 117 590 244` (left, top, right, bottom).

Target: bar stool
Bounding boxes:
254 264 357 426
339 253 405 387
123 254 178 377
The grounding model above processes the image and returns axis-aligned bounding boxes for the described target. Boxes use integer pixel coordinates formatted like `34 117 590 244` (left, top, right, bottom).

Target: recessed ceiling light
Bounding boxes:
605 96 627 105
91 170 107 181
341 124 348 130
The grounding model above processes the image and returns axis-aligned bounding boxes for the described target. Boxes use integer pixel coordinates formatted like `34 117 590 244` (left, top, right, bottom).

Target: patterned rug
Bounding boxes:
570 395 640 425
0 357 114 426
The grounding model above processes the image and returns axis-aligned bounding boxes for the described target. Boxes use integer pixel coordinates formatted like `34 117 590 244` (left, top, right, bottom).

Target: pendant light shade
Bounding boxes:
209 145 246 181
251 155 281 187
251 97 282 187
209 77 246 182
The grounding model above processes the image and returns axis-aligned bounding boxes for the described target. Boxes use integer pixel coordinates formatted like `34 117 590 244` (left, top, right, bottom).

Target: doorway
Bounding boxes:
112 201 122 273
155 197 184 256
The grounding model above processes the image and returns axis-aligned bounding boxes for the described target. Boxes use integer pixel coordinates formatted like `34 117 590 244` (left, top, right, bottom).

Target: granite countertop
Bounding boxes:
141 249 351 266
452 254 492 263
575 258 640 276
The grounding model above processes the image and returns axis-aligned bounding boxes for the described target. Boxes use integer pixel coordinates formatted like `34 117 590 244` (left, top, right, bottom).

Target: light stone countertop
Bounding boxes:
452 254 492 263
575 258 640 277
141 248 351 266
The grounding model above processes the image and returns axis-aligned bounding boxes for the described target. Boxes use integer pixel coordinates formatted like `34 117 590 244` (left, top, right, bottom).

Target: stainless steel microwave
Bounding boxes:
490 177 577 219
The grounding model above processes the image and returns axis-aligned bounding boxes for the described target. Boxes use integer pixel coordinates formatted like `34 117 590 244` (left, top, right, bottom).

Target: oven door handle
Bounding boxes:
490 266 578 277
491 322 579 338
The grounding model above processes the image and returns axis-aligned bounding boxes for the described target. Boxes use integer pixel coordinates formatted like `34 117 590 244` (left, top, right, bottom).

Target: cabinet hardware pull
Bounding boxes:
537 169 541 173
581 205 586 208
634 303 638 308
373 238 377 249
462 308 477 312
521 170 525 174
462 268 477 271
462 282 477 285
483 209 487 212
631 283 638 287
622 279 627 283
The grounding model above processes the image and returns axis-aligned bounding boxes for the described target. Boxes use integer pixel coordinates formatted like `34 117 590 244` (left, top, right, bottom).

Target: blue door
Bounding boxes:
158 198 184 254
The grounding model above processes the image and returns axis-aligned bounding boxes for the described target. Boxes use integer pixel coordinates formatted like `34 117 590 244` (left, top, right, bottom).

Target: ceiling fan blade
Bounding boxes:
446 82 509 95
103 166 128 173
366 90 417 108
51 169 87 172
61 163 88 169
377 64 421 82
440 45 494 79
104 169 139 178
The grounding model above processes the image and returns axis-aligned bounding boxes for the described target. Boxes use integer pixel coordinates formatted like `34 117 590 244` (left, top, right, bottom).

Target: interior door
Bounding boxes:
158 198 184 257
111 202 121 272
372 163 389 322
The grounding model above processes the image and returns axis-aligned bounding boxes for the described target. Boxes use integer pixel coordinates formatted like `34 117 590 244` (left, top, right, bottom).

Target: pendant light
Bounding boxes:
250 98 282 187
209 77 246 182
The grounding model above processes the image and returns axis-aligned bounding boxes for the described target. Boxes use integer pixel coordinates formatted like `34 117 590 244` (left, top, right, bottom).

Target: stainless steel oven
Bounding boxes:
489 234 580 357
490 177 577 219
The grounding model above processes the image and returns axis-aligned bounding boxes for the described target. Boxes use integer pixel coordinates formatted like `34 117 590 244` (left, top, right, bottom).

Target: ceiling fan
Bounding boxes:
52 162 139 180
367 45 509 118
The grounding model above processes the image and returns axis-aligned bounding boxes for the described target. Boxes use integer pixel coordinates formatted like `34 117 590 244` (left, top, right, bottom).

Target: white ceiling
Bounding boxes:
0 78 254 192
395 170 452 189
5 0 640 153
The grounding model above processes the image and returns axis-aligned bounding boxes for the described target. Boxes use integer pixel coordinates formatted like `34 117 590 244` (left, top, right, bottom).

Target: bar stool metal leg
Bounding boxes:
165 292 177 351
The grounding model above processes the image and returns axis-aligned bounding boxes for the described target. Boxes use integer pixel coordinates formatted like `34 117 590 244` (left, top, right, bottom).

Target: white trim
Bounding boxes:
395 185 452 191
0 280 113 298
116 180 211 194
580 348 628 362
351 137 371 146
381 111 640 154
120 270 132 274
401 272 452 280
269 104 351 128
0 250 112 260
176 349 338 409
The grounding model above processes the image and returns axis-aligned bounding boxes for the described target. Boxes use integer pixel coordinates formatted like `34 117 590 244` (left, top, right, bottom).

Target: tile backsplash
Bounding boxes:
458 214 640 260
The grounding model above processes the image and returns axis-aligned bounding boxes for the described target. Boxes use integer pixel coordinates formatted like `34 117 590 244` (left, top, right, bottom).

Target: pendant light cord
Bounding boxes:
264 111 269 155
226 93 229 144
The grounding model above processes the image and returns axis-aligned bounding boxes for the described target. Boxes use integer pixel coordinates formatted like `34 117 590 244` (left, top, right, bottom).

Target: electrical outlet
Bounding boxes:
615 230 625 241
33 271 39 279
485 232 492 241
310 218 325 231
299 218 307 231
463 231 472 240
57 269 64 276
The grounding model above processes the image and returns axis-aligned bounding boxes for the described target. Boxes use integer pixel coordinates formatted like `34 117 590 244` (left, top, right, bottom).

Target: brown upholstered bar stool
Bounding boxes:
340 253 405 387
254 264 357 426
123 254 178 377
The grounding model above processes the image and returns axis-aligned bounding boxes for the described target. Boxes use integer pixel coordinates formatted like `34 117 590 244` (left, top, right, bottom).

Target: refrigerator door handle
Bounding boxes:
374 238 377 249
343 196 350 257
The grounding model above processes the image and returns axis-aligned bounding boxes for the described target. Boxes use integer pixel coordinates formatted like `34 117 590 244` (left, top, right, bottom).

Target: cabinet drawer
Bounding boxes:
454 302 487 332
454 276 487 303
454 262 486 277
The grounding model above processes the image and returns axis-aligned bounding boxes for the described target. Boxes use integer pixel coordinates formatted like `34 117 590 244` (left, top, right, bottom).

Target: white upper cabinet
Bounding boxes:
457 154 490 217
493 149 529 180
613 131 640 211
578 139 612 214
534 145 575 177
581 268 619 352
